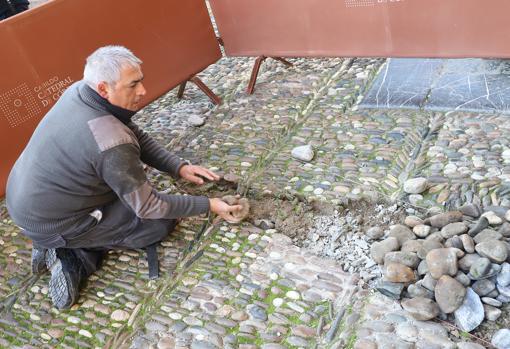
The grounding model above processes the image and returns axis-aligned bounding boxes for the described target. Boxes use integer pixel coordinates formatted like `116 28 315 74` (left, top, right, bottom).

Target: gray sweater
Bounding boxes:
6 81 209 235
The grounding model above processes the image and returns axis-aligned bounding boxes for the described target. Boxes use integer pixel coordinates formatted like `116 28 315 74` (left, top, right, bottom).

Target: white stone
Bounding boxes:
409 194 423 205
188 115 205 127
79 329 92 338
444 164 457 173
286 291 300 300
67 316 81 324
473 160 485 169
269 252 281 259
169 313 182 320
492 329 510 349
404 177 428 194
81 300 96 308
313 188 324 195
160 306 172 313
291 145 314 162
111 310 130 322
482 211 503 225
273 298 284 307
413 224 431 238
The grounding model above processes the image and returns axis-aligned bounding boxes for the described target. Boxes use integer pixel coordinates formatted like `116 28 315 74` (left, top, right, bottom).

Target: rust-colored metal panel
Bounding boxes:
209 0 510 58
0 0 221 196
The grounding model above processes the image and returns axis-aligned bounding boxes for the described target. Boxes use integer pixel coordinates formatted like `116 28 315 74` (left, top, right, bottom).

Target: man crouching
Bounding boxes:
6 45 241 309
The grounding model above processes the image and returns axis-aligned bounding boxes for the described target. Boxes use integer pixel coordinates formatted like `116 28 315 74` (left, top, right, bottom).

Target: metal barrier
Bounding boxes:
210 0 510 58
209 0 510 92
0 0 221 196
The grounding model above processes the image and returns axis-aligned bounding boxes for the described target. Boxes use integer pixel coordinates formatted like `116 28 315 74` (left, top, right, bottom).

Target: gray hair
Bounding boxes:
83 45 142 89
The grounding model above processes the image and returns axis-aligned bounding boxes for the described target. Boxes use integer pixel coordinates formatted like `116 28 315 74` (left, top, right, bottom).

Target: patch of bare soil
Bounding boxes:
248 197 319 239
174 177 239 198
249 197 405 244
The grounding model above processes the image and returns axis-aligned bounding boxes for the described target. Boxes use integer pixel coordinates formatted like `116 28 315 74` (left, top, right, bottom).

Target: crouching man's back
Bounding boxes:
7 81 120 241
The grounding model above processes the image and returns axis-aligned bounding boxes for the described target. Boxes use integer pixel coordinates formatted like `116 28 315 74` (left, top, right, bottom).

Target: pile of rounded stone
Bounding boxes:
370 203 510 348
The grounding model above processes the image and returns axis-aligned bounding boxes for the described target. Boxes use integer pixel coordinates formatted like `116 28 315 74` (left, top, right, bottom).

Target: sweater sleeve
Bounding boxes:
128 122 186 179
96 143 209 219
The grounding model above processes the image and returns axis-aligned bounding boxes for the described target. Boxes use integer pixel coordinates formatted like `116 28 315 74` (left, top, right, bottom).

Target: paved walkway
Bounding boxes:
1 48 508 348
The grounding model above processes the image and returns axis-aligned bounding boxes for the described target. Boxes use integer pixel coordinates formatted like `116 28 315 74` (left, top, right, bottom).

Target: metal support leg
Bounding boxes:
247 56 267 95
190 76 222 105
177 76 222 105
177 81 187 99
247 56 293 95
271 57 293 67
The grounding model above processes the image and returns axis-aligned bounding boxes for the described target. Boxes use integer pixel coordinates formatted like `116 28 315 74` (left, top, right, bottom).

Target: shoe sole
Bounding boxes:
46 249 74 309
31 249 48 275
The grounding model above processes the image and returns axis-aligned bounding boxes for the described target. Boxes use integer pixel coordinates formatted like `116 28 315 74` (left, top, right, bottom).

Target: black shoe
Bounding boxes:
46 249 84 309
31 247 47 275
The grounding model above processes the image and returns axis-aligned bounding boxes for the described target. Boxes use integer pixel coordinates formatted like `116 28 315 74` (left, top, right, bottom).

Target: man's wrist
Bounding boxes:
177 160 192 177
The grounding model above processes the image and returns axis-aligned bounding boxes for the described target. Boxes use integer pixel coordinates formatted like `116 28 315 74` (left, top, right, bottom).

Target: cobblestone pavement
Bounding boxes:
1 39 510 348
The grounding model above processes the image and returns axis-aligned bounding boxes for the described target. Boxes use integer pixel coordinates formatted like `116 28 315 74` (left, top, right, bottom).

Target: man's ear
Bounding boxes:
97 82 109 99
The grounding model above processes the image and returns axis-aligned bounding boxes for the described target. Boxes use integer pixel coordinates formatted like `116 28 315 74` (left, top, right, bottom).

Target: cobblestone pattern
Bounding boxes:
411 112 510 210
0 223 33 303
172 58 350 176
0 219 203 348
262 107 432 205
123 225 360 349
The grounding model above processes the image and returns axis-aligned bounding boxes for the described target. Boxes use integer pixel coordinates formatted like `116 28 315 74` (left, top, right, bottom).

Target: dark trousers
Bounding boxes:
25 200 177 276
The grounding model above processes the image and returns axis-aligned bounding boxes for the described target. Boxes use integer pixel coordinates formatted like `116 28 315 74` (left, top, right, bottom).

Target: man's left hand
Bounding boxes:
179 165 220 185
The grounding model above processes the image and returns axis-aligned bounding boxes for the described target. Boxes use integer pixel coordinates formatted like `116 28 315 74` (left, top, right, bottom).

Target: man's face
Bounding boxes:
100 64 146 111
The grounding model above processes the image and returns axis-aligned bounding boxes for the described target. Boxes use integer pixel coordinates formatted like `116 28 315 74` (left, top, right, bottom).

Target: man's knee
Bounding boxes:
122 219 177 249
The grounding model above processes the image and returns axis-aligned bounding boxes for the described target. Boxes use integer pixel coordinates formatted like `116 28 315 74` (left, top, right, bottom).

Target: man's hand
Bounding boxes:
209 198 243 223
179 165 220 185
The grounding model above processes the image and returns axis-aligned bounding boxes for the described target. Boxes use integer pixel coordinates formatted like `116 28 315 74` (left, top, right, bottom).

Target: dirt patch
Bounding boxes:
248 197 316 238
174 177 239 198
248 197 406 245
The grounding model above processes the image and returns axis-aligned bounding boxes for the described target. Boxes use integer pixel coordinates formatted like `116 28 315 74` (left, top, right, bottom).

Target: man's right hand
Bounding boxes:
209 198 243 223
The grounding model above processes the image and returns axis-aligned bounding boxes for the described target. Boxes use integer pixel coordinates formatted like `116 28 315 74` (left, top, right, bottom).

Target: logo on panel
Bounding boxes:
0 76 74 128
